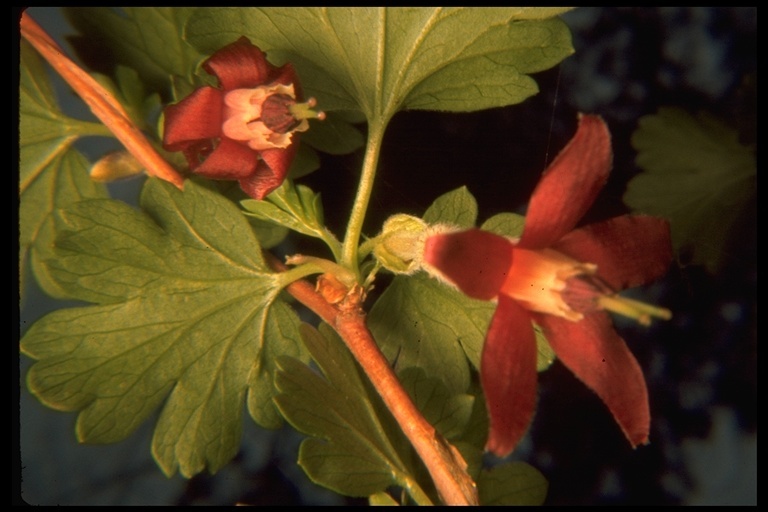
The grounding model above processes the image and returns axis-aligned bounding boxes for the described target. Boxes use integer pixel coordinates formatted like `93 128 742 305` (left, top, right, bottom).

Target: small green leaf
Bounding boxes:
423 186 478 228
625 107 756 272
477 462 548 505
481 212 525 239
241 180 341 259
20 179 307 477
186 7 573 121
274 324 421 499
19 39 108 300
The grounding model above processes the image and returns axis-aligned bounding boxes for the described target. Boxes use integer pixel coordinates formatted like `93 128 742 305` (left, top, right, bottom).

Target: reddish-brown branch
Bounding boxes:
268 254 479 505
20 12 185 189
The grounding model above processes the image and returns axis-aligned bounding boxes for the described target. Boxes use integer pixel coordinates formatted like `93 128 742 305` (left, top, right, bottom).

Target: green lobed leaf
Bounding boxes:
210 181 290 249
401 15 573 112
64 7 203 96
477 461 548 505
20 178 307 477
185 7 573 121
247 218 290 250
19 39 109 301
625 107 756 272
274 324 420 499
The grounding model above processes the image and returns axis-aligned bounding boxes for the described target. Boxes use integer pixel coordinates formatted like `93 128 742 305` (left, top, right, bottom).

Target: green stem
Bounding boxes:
341 117 388 277
71 120 117 138
319 228 343 263
284 254 357 287
274 262 326 289
356 236 377 260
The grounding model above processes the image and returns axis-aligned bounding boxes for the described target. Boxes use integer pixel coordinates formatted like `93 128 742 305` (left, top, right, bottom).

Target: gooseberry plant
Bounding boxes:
19 7 687 506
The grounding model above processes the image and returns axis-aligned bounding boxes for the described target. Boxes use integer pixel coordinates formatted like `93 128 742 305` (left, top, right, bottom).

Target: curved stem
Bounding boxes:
356 236 377 261
273 262 326 289
340 117 388 277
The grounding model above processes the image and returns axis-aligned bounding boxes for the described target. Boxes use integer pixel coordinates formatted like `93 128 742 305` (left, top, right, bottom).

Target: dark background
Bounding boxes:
17 7 756 505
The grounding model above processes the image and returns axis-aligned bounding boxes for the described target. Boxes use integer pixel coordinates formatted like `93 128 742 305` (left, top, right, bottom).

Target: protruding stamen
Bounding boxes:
598 294 672 326
289 96 325 121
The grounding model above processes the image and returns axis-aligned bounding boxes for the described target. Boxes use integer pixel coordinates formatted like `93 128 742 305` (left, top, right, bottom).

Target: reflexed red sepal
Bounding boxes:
520 115 612 249
553 215 673 291
533 311 650 448
239 162 282 200
482 295 539 457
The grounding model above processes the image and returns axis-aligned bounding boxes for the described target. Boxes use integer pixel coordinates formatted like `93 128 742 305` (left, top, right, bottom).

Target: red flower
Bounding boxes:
162 36 324 200
421 115 673 457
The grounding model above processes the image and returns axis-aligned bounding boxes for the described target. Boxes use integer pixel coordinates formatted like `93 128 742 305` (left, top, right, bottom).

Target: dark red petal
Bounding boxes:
162 86 223 150
519 114 613 249
238 161 283 200
422 229 513 301
482 295 538 457
204 36 274 90
237 136 299 200
192 138 259 180
533 312 650 448
263 136 298 177
553 215 673 291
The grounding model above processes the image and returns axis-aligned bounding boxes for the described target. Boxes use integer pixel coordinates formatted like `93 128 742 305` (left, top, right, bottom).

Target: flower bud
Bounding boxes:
89 150 145 182
373 214 428 274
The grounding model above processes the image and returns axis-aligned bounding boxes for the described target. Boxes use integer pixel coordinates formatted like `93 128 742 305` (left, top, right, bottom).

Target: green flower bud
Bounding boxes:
373 214 428 274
